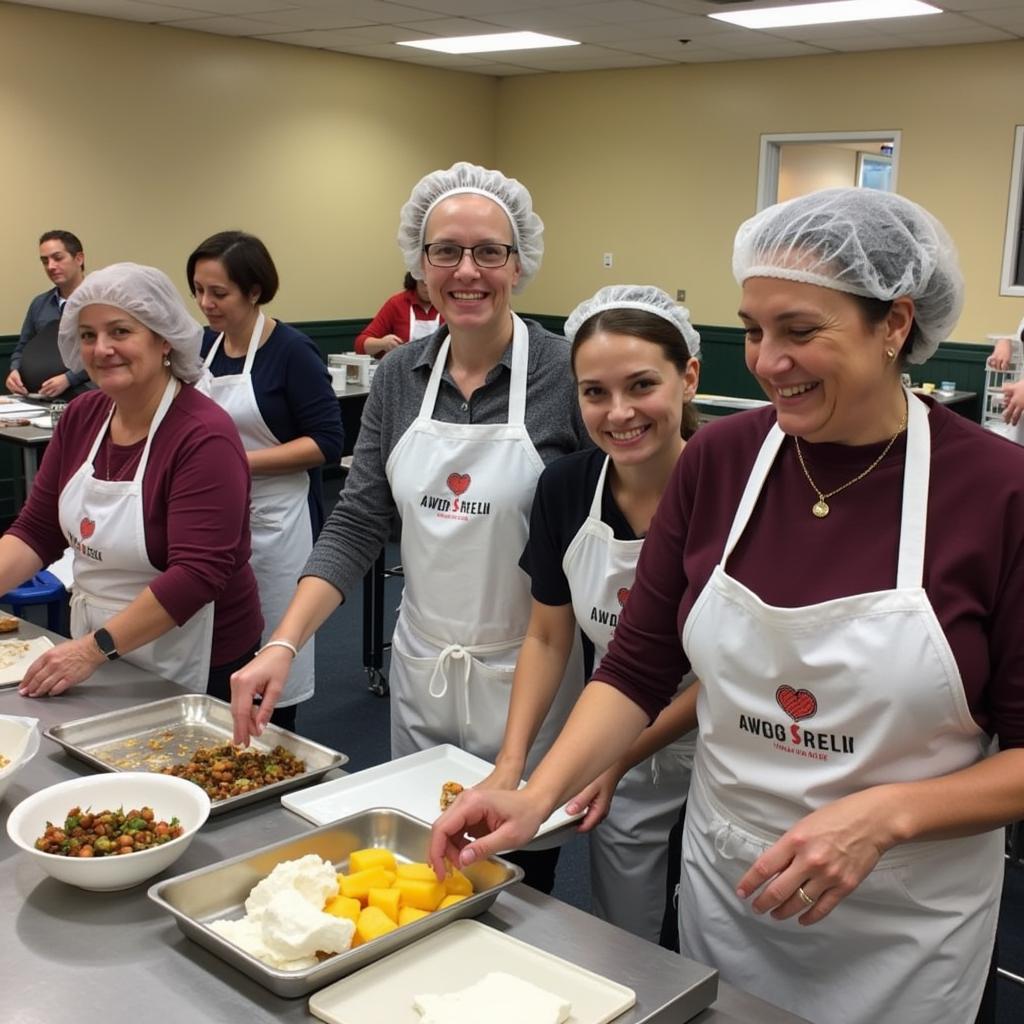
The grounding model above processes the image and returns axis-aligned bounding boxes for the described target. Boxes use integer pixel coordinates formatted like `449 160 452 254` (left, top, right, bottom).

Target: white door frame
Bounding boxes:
756 130 903 211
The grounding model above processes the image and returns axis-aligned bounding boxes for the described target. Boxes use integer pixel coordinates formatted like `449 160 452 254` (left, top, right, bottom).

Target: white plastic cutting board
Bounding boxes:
281 744 581 840
308 919 636 1024
0 637 54 687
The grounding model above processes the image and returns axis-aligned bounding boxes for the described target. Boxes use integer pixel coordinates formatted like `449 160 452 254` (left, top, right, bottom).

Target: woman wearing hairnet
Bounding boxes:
431 189 1024 1023
0 263 262 697
480 284 701 942
230 162 588 888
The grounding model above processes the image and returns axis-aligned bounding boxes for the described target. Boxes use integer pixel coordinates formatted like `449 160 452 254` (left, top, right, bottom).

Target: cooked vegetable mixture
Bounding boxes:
161 744 306 800
34 806 183 857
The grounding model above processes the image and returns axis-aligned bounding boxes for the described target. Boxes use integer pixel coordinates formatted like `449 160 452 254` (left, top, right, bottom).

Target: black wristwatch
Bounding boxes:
93 627 120 661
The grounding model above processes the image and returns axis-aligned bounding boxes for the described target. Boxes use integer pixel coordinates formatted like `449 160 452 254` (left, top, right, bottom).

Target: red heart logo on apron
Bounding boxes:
447 473 471 496
776 685 817 722
80 517 96 540
616 587 630 607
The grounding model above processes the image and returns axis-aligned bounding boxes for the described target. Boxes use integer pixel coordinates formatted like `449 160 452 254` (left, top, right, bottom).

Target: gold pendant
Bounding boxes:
812 500 830 518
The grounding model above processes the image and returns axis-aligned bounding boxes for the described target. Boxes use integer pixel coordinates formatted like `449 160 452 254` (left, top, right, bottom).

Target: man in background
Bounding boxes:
7 230 91 397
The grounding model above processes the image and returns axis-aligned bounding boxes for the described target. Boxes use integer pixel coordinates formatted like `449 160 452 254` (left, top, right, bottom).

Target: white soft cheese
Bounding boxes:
413 971 571 1024
209 854 353 971
244 853 338 919
261 889 355 961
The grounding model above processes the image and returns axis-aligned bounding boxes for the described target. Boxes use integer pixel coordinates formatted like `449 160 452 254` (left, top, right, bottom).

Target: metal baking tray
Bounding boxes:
147 807 524 998
44 694 347 815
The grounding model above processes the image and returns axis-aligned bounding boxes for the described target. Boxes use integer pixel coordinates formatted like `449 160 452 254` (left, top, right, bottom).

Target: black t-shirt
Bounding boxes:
519 448 639 607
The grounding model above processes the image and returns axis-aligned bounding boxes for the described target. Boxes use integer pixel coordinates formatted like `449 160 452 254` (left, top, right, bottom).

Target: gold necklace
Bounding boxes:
793 403 908 519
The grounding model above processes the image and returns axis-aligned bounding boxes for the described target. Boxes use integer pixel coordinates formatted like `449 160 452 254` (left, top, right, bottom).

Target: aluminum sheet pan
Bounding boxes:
147 807 524 998
44 694 347 814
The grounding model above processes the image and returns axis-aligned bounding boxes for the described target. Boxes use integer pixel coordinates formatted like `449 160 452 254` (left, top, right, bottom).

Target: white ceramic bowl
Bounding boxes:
7 772 211 891
0 715 41 804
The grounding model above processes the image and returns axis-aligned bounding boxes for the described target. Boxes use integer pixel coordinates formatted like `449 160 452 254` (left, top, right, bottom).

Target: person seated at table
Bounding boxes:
0 262 263 700
7 230 92 399
188 230 343 732
354 272 443 358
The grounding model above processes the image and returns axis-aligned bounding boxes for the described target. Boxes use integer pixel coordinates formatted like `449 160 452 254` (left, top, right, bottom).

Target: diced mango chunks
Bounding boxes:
357 905 398 943
368 886 402 924
444 868 473 896
398 906 431 926
338 866 397 903
348 847 397 874
395 862 440 882
323 894 362 925
393 875 446 912
438 893 467 909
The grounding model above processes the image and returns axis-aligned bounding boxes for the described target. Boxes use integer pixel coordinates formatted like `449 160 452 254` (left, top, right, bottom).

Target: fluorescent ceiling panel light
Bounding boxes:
709 1 941 30
397 31 579 55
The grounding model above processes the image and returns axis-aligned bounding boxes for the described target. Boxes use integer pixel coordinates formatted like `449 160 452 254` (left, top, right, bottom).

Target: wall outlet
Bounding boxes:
676 288 686 302
603 252 613 268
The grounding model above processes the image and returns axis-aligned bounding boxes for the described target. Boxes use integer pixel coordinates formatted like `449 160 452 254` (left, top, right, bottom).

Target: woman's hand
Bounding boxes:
365 336 402 358
565 763 624 833
735 786 900 926
5 369 27 396
429 788 547 878
989 337 1014 371
474 759 525 794
1002 379 1024 425
19 636 105 697
229 646 293 745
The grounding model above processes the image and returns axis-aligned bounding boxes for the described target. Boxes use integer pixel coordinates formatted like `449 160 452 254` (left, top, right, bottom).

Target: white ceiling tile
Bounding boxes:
16 0 207 21
966 9 1024 31
931 0 1024 10
139 0 296 13
390 17 521 37
568 1 695 25
159 12 299 31
799 33 919 52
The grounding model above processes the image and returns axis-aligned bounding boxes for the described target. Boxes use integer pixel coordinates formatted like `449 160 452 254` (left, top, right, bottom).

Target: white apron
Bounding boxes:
563 454 695 942
679 393 1003 1024
408 305 441 343
202 314 314 707
561 456 696 942
58 377 215 692
386 315 584 773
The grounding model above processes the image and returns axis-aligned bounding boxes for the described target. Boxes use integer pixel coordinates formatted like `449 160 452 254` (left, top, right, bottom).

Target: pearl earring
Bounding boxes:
886 348 896 361
163 354 171 367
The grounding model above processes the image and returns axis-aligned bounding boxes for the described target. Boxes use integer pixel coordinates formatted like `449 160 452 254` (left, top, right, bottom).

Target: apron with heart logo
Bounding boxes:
57 377 215 692
201 314 314 707
677 392 1002 1023
562 453 695 941
386 315 583 772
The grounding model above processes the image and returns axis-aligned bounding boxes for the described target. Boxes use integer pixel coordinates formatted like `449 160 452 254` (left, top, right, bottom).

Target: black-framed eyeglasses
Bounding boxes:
422 242 518 269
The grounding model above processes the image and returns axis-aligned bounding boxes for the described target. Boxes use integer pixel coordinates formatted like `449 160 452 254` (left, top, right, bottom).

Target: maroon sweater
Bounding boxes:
594 399 1024 748
7 385 262 666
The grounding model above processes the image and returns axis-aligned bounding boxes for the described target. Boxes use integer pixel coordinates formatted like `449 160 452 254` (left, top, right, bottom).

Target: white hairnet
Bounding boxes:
397 161 543 292
564 284 701 359
732 187 963 363
59 263 205 383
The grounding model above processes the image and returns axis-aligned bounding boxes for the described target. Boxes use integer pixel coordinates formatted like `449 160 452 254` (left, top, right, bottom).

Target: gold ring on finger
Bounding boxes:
797 885 816 907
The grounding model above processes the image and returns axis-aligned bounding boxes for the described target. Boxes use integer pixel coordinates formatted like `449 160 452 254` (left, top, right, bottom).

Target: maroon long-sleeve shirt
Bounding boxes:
7 385 262 666
594 398 1024 748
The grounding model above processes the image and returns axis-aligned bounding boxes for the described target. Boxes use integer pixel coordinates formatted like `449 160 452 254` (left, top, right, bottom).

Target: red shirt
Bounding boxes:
7 385 262 666
594 399 1024 748
354 289 442 355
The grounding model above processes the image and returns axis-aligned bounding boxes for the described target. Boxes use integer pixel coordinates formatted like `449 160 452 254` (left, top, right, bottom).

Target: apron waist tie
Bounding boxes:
427 644 474 716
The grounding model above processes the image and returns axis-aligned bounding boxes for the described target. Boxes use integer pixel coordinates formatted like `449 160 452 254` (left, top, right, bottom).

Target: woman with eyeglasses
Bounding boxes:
229 162 588 890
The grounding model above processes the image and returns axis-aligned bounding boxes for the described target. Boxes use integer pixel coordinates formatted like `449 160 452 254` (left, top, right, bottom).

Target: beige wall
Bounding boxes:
3 2 1023 344
777 144 859 203
495 43 1024 342
0 2 497 333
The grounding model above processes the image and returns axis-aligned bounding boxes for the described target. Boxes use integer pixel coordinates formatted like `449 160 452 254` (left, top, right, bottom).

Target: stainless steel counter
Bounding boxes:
0 622 807 1024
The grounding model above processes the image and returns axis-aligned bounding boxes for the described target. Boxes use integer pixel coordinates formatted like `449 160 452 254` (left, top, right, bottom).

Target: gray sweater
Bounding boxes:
303 318 589 598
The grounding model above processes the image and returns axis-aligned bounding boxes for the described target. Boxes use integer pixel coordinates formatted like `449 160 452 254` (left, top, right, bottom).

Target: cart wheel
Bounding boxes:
366 668 389 697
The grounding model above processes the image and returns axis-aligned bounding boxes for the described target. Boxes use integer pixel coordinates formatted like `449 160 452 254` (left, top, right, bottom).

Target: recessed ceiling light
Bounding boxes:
709 0 942 30
397 31 579 55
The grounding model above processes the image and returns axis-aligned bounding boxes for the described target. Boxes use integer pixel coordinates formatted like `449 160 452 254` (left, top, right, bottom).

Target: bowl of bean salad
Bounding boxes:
6 772 210 890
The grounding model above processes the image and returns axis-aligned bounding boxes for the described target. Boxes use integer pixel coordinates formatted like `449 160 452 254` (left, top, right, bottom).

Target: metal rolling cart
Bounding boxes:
982 336 1024 443
361 549 402 697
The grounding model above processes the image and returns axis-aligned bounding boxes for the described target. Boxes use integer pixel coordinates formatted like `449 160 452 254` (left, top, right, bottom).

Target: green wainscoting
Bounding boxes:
0 319 996 524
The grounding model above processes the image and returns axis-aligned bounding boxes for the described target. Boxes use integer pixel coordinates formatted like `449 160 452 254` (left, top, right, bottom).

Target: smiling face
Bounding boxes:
575 331 696 469
39 239 84 294
78 304 171 398
420 194 520 337
191 258 258 335
740 277 912 445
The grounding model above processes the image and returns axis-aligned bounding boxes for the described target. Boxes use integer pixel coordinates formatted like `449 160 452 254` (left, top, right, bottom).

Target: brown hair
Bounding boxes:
570 307 700 439
850 295 922 364
187 230 279 304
